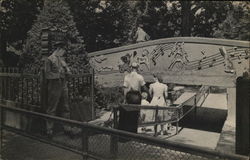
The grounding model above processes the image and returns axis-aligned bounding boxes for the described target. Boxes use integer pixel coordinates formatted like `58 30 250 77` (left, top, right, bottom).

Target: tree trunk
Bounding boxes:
181 1 191 36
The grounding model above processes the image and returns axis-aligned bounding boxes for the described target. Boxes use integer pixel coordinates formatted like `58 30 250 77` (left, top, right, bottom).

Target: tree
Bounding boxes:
0 0 43 66
21 0 89 72
191 1 233 37
68 0 134 52
139 1 182 39
213 1 250 41
131 1 234 39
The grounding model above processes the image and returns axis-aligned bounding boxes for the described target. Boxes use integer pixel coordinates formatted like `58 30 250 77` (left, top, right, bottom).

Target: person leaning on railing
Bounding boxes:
120 62 148 133
44 41 72 137
123 62 148 98
149 73 170 136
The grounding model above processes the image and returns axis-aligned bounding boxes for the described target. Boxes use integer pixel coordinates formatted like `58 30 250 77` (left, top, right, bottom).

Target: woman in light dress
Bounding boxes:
149 74 169 136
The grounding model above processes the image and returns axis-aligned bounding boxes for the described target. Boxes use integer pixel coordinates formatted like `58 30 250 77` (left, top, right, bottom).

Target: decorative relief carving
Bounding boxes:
91 42 249 75
167 42 190 71
118 50 151 73
118 53 132 73
92 55 113 72
137 49 150 71
151 44 174 65
94 55 107 63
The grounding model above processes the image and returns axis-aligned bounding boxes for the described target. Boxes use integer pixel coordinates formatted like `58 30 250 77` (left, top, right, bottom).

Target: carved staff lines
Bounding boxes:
185 48 249 71
150 43 175 65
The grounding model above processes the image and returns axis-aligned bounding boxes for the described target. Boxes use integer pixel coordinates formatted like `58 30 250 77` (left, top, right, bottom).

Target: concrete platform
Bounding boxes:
198 93 227 110
175 91 227 110
168 128 221 149
138 126 221 150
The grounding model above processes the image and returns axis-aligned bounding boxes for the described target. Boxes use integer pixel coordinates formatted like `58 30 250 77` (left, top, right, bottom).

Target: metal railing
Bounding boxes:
112 86 211 136
1 104 249 160
0 67 95 120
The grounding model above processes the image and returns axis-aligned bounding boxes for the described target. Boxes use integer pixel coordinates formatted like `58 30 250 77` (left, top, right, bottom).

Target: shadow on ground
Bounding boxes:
179 106 227 133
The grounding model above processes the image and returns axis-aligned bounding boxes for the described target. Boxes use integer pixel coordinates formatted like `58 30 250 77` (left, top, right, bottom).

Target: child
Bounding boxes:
140 92 151 132
141 92 150 105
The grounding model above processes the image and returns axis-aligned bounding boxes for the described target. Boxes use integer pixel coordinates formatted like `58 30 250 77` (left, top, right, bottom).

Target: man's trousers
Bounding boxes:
46 79 70 131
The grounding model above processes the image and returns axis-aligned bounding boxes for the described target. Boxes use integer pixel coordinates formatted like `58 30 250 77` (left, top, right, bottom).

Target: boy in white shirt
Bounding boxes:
140 92 151 132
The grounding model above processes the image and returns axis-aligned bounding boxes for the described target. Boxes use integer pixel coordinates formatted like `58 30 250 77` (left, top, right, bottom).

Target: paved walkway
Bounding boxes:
1 132 83 160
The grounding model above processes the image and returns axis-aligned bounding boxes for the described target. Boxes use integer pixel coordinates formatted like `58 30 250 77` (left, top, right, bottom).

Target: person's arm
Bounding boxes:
164 84 168 100
45 58 60 79
139 76 147 92
164 85 168 99
134 29 138 41
149 84 153 98
61 58 71 74
123 76 129 97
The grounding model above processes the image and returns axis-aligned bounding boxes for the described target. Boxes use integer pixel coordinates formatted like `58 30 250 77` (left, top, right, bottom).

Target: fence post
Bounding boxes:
91 68 95 120
82 127 89 160
154 106 159 136
176 107 179 134
110 106 118 159
194 95 197 121
113 107 118 129
236 76 250 156
0 105 3 159
40 61 47 112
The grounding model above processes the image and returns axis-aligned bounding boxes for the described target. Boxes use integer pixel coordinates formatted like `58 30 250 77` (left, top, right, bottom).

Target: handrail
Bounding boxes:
117 103 182 110
0 104 248 160
0 72 92 78
113 86 210 134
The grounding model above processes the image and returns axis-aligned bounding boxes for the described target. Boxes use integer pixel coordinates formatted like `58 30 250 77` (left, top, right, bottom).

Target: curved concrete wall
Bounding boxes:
88 37 249 87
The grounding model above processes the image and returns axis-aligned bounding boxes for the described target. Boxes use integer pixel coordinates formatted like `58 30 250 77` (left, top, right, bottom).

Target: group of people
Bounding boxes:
44 39 172 137
121 62 172 136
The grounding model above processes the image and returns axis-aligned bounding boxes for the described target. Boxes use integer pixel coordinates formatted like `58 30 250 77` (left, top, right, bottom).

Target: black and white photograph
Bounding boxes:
0 0 249 160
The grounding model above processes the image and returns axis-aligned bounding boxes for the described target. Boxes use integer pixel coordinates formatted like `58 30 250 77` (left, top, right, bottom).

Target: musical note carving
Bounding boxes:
209 59 216 67
151 45 165 65
198 60 202 70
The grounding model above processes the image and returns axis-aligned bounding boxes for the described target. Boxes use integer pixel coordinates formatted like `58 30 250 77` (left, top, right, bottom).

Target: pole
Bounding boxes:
91 68 95 120
110 107 118 159
0 105 3 159
82 127 88 160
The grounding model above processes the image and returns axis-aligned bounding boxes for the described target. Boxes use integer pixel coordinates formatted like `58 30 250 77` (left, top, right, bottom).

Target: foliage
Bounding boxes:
0 0 43 42
213 1 250 41
0 0 43 66
67 0 249 53
135 1 235 38
94 84 124 110
67 0 134 52
21 0 89 72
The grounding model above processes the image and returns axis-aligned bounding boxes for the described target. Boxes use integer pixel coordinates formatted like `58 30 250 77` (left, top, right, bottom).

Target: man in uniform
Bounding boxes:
45 41 71 137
